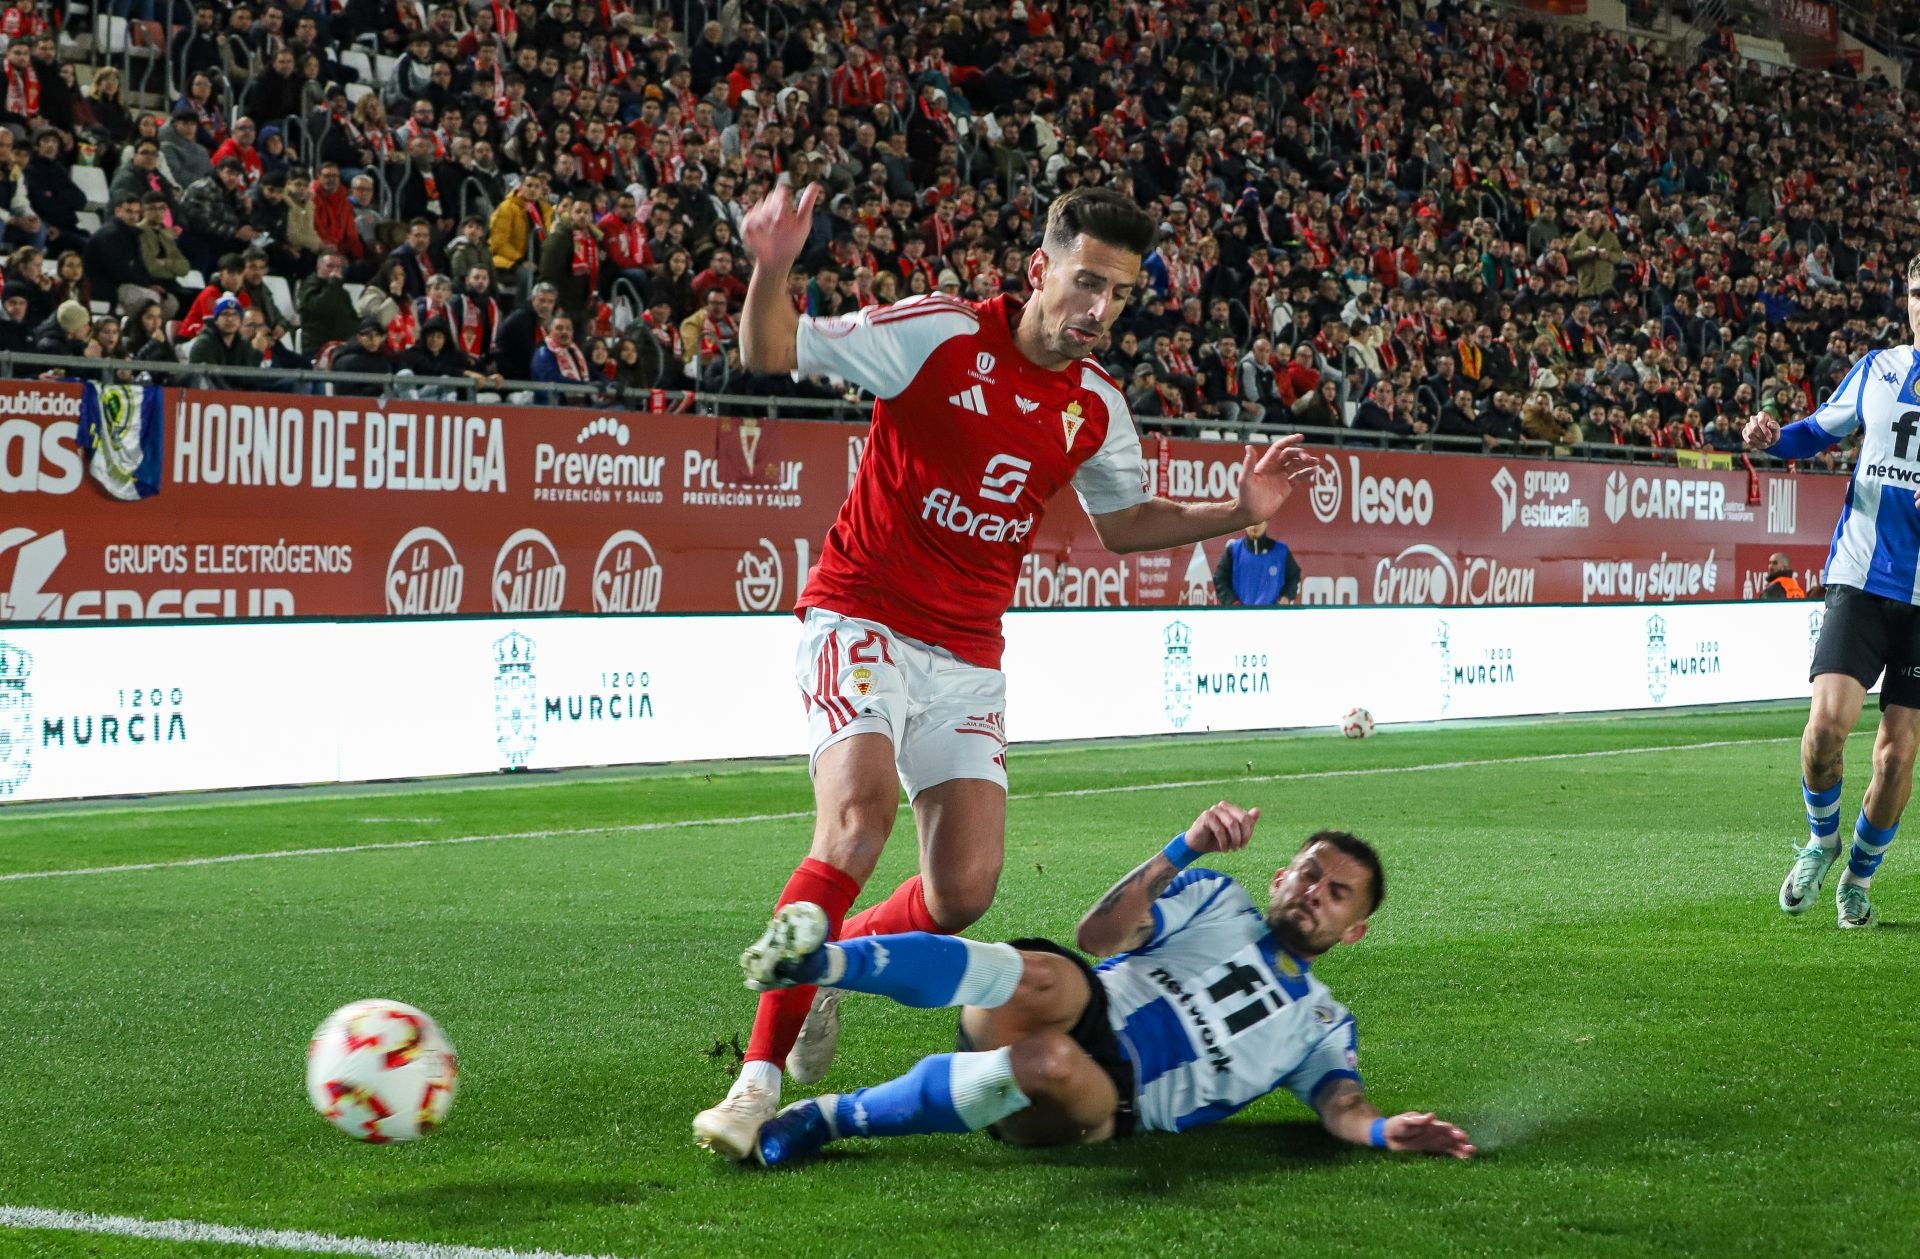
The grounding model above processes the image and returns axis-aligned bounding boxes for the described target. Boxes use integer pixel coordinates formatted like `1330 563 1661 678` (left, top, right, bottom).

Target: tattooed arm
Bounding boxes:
1075 801 1261 958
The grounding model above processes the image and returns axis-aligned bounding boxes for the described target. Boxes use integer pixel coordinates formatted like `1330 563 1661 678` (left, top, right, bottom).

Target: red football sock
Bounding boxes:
842 874 944 938
743 857 863 1068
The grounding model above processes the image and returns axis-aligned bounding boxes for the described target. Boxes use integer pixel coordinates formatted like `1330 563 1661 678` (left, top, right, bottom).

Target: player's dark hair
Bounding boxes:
1300 829 1385 914
1907 252 1920 290
1041 186 1156 261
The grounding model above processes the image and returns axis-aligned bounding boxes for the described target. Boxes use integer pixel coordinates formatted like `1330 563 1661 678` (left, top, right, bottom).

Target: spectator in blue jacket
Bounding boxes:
1212 521 1301 607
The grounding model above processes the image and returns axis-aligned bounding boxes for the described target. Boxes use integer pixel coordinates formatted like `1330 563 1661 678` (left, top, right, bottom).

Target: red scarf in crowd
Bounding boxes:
470 54 504 104
400 117 446 159
452 293 496 358
5 62 38 118
544 333 588 379
573 140 612 185
385 302 418 354
524 196 547 252
599 212 644 269
899 254 936 289
571 227 599 290
641 310 681 358
489 0 516 41
1 8 48 39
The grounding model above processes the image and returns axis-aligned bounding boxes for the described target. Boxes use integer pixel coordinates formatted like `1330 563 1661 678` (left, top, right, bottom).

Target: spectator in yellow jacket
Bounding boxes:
489 172 551 274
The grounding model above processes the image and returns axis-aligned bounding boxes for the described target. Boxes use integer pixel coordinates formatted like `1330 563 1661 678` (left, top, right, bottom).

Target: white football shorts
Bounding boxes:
795 607 1008 798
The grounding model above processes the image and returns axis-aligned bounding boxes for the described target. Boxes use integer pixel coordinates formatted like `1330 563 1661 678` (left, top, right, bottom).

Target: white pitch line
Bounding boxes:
0 1205 629 1259
0 809 812 883
1020 735 1799 799
0 736 1797 886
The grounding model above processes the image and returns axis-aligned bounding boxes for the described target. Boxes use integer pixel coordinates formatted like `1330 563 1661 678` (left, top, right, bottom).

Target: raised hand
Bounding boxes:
741 180 821 275
1383 1112 1477 1159
1237 434 1327 523
1185 800 1259 855
1742 411 1781 450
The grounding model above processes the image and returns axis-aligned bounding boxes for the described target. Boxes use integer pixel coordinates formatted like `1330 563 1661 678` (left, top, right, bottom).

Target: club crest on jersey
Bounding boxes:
1060 401 1086 451
851 665 873 696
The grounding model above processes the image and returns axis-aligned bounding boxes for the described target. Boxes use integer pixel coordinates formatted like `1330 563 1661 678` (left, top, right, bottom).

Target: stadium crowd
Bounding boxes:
0 0 1911 465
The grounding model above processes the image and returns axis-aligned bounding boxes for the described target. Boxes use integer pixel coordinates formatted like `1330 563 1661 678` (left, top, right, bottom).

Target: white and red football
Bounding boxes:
306 999 458 1143
1339 707 1377 739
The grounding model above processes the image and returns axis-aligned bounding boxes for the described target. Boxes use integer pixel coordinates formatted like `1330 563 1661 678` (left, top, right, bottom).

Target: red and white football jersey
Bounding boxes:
794 293 1149 669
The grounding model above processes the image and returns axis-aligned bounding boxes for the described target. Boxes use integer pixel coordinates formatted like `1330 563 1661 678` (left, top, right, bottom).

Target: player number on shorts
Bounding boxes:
848 630 895 666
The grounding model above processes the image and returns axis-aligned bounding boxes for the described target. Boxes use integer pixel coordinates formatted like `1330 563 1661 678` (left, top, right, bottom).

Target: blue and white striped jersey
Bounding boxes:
1800 345 1920 603
1094 868 1360 1134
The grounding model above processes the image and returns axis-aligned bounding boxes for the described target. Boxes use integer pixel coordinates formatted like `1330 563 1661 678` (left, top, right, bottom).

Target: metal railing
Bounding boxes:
458 175 498 224
0 349 1852 476
1 348 865 416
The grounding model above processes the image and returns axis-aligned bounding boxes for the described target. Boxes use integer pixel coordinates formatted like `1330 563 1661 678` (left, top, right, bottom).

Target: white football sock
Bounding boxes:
730 1059 782 1100
947 1046 1031 1130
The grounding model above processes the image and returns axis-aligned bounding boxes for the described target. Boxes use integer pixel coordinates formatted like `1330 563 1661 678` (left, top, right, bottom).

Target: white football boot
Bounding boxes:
1779 842 1840 915
693 1085 777 1161
786 988 845 1085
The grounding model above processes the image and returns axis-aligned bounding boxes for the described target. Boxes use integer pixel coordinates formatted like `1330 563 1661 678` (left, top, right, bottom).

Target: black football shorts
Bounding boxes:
955 937 1137 1140
1811 584 1920 709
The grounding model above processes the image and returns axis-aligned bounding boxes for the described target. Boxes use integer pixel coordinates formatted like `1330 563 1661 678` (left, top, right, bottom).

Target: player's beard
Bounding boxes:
1265 898 1325 957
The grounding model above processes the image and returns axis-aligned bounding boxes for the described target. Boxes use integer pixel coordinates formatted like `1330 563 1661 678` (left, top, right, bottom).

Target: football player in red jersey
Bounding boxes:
694 180 1324 1158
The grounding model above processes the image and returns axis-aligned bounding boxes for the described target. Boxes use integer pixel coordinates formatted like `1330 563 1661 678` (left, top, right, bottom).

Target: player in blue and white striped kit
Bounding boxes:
736 801 1474 1164
1746 267 1920 928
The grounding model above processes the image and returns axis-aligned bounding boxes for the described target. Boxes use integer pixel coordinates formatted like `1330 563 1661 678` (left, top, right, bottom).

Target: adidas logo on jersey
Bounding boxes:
948 385 989 415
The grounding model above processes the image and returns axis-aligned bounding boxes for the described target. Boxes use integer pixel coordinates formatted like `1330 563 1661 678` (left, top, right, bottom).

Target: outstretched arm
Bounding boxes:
1075 801 1258 957
1313 1079 1476 1159
1089 436 1325 555
1742 412 1837 460
1745 351 1875 458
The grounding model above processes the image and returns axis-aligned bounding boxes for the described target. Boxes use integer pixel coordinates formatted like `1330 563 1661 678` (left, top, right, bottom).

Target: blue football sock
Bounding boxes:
814 933 1023 1008
827 1048 1030 1139
1803 778 1842 849
1847 813 1898 881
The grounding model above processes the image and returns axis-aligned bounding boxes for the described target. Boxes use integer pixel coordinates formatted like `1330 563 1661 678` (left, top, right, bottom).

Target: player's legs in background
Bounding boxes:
793 781 1005 1083
793 654 1008 1083
694 732 897 1158
1837 703 1920 928
744 732 898 1071
844 659 1010 938
1783 673 1867 915
838 782 1006 938
845 780 1008 934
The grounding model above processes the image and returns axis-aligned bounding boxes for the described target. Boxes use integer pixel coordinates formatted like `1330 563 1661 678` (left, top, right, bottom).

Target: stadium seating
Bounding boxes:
0 0 1908 472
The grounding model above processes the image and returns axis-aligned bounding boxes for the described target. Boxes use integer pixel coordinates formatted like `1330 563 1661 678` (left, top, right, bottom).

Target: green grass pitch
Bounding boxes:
2 705 1916 1258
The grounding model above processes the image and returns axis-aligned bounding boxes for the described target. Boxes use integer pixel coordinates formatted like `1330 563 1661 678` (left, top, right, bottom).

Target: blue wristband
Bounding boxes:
1369 1117 1389 1149
1161 833 1198 870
